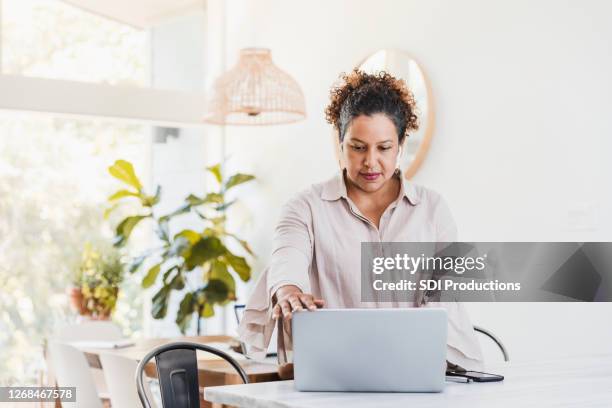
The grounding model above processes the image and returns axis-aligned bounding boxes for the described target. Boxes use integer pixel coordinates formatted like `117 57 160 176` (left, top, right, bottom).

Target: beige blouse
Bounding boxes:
238 172 484 370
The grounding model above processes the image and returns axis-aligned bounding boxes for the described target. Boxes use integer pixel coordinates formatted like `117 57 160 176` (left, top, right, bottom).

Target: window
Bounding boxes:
1 0 150 85
0 0 152 385
0 112 152 385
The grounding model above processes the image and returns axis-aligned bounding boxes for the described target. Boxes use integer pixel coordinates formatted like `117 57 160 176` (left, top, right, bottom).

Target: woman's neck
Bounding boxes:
345 172 402 224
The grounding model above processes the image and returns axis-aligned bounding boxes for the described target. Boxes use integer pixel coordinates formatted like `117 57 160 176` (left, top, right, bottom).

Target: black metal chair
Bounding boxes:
135 341 249 408
474 325 510 361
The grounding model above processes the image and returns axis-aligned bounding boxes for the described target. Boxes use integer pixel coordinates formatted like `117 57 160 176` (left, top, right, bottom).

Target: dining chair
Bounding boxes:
135 341 249 408
474 325 510 361
46 321 124 405
48 341 104 408
100 352 159 408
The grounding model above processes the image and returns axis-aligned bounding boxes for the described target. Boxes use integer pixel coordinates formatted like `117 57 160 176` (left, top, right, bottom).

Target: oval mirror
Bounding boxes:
358 49 434 179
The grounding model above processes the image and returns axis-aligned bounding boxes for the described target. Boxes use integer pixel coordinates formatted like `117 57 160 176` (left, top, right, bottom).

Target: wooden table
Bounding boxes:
204 354 612 408
81 335 279 407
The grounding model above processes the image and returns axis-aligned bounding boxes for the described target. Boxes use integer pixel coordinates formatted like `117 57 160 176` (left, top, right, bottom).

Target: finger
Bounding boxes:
288 296 303 312
283 313 292 327
313 298 325 308
280 301 292 319
299 294 317 310
273 304 281 320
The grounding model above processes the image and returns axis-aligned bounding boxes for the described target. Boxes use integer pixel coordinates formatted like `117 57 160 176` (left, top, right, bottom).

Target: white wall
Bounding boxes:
215 0 612 361
148 13 214 337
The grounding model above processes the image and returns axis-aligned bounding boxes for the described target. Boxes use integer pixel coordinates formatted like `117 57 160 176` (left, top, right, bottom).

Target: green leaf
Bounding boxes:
202 227 218 237
156 222 170 242
103 203 120 220
209 261 236 299
227 234 255 257
183 193 223 213
159 203 191 222
129 255 147 273
176 292 194 333
166 236 190 257
225 173 255 190
210 215 226 226
169 270 185 290
113 215 149 247
108 189 140 201
185 194 205 206
174 229 201 244
184 237 227 271
178 292 194 316
141 263 162 288
152 185 161 205
141 185 161 207
203 192 224 204
203 279 230 304
162 266 177 284
201 302 214 318
109 160 143 191
151 286 170 319
206 164 222 184
224 252 251 281
215 200 235 212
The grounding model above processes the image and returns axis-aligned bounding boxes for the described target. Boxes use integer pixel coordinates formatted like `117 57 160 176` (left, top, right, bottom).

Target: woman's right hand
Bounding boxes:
272 285 325 323
273 285 324 381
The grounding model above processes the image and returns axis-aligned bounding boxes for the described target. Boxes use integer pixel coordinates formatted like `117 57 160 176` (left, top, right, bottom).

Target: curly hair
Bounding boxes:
325 69 419 144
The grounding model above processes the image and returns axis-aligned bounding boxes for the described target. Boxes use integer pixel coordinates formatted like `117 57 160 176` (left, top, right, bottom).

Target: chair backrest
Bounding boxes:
48 341 104 408
54 321 123 342
474 325 510 362
100 353 155 408
45 321 124 406
234 304 246 324
135 341 249 408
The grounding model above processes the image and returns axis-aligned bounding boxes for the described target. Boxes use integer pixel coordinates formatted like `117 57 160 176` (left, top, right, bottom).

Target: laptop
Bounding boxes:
292 308 447 392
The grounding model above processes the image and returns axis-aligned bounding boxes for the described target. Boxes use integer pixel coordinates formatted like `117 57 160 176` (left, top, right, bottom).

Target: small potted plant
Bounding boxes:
71 243 125 320
68 267 89 316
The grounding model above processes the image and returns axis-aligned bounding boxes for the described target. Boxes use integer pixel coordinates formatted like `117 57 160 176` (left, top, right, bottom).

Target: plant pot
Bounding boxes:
67 286 90 316
86 286 119 320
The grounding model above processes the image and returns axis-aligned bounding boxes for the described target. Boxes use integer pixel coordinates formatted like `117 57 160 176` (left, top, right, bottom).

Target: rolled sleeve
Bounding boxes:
237 194 313 355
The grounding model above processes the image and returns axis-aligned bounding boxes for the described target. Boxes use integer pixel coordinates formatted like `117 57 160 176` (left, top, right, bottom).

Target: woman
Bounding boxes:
238 70 483 373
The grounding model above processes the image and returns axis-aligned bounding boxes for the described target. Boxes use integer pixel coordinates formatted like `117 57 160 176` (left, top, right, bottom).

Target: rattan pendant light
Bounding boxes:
203 48 306 125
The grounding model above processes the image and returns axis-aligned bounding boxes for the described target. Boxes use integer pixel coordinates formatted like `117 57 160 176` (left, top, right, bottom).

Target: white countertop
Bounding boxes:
204 354 612 408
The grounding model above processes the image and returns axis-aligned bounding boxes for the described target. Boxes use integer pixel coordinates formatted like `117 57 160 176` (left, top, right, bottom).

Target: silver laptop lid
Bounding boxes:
293 308 447 392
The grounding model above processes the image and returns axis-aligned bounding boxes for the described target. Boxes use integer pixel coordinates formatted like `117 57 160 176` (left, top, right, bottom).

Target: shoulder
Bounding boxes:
407 181 456 221
284 184 320 206
405 182 447 209
282 175 337 208
277 175 342 225
407 183 457 240
278 182 324 218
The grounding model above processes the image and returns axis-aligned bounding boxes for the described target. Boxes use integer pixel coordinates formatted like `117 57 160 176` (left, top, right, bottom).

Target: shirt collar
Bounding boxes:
320 171 421 205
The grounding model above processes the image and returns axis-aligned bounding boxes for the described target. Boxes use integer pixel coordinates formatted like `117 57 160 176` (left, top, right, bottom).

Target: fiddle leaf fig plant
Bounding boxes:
107 159 255 334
